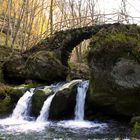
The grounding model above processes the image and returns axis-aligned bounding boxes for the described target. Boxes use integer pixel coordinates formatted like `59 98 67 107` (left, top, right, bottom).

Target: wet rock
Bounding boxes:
49 80 81 120
32 87 53 117
0 83 25 116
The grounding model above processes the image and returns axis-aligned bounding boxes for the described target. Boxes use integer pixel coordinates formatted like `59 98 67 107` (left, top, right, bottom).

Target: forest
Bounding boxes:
0 0 140 139
0 0 138 58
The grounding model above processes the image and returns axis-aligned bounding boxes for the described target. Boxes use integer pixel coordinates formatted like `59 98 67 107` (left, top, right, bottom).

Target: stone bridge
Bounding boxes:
1 22 140 122
29 23 121 66
3 23 140 84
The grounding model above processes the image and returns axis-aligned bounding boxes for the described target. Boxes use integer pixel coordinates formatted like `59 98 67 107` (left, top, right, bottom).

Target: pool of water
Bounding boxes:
0 118 130 140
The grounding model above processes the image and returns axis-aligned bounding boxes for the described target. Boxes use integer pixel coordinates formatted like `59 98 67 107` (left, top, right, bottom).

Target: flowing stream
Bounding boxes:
0 80 130 139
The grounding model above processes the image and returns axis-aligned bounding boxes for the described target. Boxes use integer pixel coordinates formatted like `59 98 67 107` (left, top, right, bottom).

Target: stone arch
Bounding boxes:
30 23 120 66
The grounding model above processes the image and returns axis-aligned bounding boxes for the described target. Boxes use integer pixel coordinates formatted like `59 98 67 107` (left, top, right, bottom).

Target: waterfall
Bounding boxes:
36 93 56 122
74 80 89 121
36 83 61 122
37 80 82 122
11 88 35 120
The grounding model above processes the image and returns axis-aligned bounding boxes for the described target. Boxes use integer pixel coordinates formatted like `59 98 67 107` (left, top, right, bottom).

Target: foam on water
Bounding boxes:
0 118 49 133
57 120 107 130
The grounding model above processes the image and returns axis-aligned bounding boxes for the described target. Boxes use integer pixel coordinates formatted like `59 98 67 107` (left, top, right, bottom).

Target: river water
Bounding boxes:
0 118 130 140
0 80 131 139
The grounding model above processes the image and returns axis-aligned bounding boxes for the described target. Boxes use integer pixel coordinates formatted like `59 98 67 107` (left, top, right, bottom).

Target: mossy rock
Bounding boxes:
49 81 80 120
0 95 12 115
131 116 140 126
88 24 140 62
32 88 53 117
0 83 25 116
131 122 140 139
25 51 68 83
87 24 140 117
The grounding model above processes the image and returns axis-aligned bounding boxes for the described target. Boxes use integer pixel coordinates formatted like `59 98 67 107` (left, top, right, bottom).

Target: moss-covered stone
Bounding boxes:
131 122 140 139
131 116 140 126
87 24 140 117
0 83 25 116
25 51 68 83
32 88 53 117
0 95 12 114
49 82 80 120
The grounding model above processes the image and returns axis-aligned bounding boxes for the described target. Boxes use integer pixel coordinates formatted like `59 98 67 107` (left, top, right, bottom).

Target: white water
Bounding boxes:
37 80 82 122
36 93 56 122
11 88 35 120
74 80 89 120
0 80 112 138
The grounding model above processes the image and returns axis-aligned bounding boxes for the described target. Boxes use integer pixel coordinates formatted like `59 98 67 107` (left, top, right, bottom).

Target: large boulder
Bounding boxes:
3 50 68 84
87 24 140 117
49 80 81 120
25 51 68 83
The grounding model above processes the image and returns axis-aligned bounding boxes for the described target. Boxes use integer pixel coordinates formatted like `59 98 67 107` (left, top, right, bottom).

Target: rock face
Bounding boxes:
25 51 68 83
49 82 78 120
3 50 68 84
32 80 80 120
88 24 140 117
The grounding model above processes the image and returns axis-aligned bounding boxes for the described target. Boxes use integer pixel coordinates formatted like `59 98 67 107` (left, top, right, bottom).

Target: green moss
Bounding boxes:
32 88 52 116
132 122 140 138
91 32 140 50
14 83 40 89
0 95 12 114
88 25 140 63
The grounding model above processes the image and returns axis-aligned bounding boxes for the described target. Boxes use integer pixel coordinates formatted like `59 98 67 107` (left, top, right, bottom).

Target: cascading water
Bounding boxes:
36 83 61 122
37 80 82 122
0 80 113 139
74 80 89 121
36 93 56 122
11 88 35 120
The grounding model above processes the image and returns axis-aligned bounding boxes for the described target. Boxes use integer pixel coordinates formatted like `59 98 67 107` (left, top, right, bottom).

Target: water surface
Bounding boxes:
0 118 130 140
